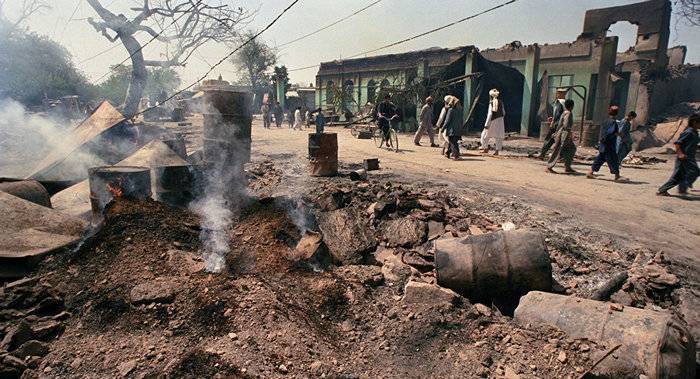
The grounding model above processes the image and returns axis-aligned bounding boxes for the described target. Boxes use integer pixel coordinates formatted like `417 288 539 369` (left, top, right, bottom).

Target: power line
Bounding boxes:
132 0 302 118
60 0 83 39
92 0 204 83
288 0 519 72
278 0 382 50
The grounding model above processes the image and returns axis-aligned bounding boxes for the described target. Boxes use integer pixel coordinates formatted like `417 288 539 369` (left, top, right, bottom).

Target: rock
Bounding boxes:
335 266 383 287
28 297 64 316
278 364 288 373
417 199 437 209
383 218 427 247
317 208 377 265
369 200 396 219
373 246 395 264
12 340 49 358
290 231 331 266
1 321 33 351
468 225 484 235
504 366 521 379
427 221 445 241
129 280 176 305
403 281 460 307
317 191 346 211
381 254 415 287
675 288 700 363
501 222 516 231
609 303 624 312
117 359 137 377
31 321 63 340
557 351 567 363
3 354 27 369
70 357 83 369
474 303 492 317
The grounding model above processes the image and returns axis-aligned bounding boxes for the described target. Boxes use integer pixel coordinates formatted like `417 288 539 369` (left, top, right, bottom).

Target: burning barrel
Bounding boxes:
308 133 338 176
88 166 151 215
153 165 194 207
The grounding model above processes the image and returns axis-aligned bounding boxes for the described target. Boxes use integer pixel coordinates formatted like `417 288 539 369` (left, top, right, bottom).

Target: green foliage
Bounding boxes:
97 65 181 105
231 31 277 91
0 21 97 105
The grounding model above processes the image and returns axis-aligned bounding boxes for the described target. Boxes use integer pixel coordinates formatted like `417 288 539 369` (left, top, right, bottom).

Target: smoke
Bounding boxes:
188 97 251 274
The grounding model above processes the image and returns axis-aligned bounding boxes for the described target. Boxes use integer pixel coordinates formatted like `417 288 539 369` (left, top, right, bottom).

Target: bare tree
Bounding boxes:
674 0 700 25
85 0 251 116
0 0 50 27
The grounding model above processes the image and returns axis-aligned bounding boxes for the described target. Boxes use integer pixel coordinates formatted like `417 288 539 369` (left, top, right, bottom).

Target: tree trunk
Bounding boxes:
120 34 148 118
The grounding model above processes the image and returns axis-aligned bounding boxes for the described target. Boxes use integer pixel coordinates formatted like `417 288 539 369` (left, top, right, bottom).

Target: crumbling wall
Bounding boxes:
580 0 671 68
634 65 700 124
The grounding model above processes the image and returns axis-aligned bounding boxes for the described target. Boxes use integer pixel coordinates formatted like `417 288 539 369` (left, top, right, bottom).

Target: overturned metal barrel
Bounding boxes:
162 133 188 160
153 165 194 207
0 180 51 208
434 229 552 302
308 133 338 176
88 166 151 215
515 291 696 378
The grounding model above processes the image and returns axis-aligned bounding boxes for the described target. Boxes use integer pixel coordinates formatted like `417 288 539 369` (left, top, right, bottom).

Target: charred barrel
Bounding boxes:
308 133 338 177
153 165 194 207
434 229 552 302
202 90 253 167
515 291 696 378
0 180 51 208
88 166 151 215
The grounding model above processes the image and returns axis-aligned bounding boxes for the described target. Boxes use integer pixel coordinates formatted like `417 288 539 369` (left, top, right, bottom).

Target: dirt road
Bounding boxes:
250 123 700 267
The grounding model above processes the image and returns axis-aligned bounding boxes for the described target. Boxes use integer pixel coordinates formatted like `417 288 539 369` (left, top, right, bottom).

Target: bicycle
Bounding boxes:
373 115 399 152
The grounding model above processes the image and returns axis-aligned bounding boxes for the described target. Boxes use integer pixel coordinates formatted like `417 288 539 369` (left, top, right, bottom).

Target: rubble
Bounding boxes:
316 208 377 264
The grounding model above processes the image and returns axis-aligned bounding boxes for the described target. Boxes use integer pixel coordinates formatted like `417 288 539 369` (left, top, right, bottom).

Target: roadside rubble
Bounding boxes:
0 159 697 378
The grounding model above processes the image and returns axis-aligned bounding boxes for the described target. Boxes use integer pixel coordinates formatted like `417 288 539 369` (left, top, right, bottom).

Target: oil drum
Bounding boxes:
88 166 151 215
308 133 338 177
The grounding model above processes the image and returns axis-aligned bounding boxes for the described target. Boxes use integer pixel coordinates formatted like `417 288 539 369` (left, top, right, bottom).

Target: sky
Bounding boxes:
5 0 700 88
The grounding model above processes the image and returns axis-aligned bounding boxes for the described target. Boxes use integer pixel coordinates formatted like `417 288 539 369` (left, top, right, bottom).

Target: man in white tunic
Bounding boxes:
481 89 506 155
414 96 438 147
293 106 303 130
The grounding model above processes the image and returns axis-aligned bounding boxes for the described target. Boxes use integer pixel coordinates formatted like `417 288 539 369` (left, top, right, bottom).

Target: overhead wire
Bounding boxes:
131 0 302 118
277 0 382 50
288 0 519 72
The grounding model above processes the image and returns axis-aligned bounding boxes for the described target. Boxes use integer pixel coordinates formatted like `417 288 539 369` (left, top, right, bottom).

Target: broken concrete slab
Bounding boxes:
383 218 427 247
51 140 189 219
317 208 377 265
0 192 87 268
403 281 461 307
129 280 176 305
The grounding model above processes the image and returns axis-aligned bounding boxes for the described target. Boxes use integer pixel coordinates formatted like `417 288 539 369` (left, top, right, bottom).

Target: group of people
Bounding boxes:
260 101 326 134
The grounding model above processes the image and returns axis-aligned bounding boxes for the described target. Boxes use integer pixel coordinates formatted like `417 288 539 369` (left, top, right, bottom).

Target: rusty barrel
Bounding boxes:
88 166 151 215
153 165 194 207
580 123 601 147
202 90 253 167
434 229 552 302
162 133 188 160
308 133 338 177
0 180 51 208
515 291 696 378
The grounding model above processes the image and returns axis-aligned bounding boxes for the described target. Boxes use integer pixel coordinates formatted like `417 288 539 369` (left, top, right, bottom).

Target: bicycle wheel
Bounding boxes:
389 129 399 152
373 128 384 148
351 125 359 138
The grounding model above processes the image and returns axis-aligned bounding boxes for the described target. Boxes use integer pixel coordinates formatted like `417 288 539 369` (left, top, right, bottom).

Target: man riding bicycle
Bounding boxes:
377 94 398 144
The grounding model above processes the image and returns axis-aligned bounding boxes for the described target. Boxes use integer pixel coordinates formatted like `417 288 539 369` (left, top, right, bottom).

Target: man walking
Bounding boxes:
546 99 577 173
273 101 284 128
588 106 623 181
443 97 464 160
414 96 438 147
539 88 568 159
657 113 700 196
617 111 637 165
261 102 271 129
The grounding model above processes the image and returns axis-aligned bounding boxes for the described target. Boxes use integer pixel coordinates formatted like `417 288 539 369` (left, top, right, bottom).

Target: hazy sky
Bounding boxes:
6 0 700 87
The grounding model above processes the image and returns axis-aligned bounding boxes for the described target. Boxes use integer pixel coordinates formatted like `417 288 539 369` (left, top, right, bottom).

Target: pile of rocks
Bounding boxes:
0 277 68 378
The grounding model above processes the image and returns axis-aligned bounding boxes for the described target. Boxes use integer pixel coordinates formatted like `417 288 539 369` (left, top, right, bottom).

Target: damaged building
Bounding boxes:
315 0 699 142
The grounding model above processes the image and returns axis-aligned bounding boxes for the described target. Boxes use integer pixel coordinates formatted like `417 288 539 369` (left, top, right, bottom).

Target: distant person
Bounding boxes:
273 102 283 128
436 95 454 155
301 105 308 124
657 113 700 196
377 94 398 144
482 89 506 155
588 106 624 181
305 108 312 128
546 99 577 174
617 111 637 165
414 96 438 147
443 96 464 160
314 108 326 134
539 88 568 159
293 106 303 130
287 107 294 128
261 103 271 129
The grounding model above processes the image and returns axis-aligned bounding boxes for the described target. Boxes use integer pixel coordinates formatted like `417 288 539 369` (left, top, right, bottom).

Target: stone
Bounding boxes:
1 321 33 351
469 225 484 235
427 221 445 241
290 231 331 266
317 208 377 265
381 254 414 287
383 218 427 247
129 280 176 305
370 200 396 219
317 191 346 211
335 266 383 287
31 321 63 340
417 199 437 209
3 354 27 369
13 340 49 358
474 303 492 317
403 281 460 307
504 366 521 379
278 364 288 373
557 351 567 363
118 359 137 377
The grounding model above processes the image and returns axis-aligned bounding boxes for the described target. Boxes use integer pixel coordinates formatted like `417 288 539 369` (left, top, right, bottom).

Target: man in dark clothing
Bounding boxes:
273 102 284 128
588 106 623 181
539 88 568 159
546 99 577 173
657 113 700 196
377 94 398 142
